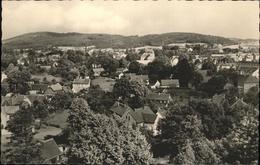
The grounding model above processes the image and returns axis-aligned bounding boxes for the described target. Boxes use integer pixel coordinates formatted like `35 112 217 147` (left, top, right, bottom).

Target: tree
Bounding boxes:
244 86 259 107
4 106 42 164
190 71 203 89
222 112 259 164
96 55 119 75
66 98 152 164
48 92 73 113
32 100 49 119
113 78 145 108
84 85 115 114
128 61 141 74
175 58 194 87
7 69 31 94
147 59 171 83
199 75 227 97
201 59 217 75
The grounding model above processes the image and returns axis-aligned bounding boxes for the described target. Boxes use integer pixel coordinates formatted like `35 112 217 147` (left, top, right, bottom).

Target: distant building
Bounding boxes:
45 83 63 95
160 79 179 89
39 138 63 164
146 92 173 106
243 76 259 94
137 49 155 65
72 78 91 93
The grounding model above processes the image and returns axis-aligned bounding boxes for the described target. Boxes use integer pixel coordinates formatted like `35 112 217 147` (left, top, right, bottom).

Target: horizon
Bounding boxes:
3 31 259 41
2 1 259 40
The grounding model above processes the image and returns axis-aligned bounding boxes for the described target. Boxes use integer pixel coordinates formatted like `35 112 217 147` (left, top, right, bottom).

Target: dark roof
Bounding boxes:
46 110 70 129
110 102 132 117
40 138 62 162
146 93 172 101
133 106 156 124
26 94 46 104
31 84 48 91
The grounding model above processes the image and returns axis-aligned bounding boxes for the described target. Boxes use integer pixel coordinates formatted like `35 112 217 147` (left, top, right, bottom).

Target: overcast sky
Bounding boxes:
2 1 259 40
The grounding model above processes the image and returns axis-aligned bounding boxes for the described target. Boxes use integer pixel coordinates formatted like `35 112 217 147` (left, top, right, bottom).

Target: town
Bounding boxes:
1 38 259 164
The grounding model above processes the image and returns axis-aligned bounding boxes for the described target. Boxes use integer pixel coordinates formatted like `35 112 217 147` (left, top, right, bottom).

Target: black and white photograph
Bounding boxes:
1 1 259 164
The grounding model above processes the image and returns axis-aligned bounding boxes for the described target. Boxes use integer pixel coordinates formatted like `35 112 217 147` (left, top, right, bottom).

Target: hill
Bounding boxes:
2 32 237 49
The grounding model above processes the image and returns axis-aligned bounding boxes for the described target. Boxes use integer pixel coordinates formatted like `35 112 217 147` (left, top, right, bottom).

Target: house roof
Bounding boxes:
125 73 149 83
1 95 30 106
133 106 156 124
40 138 62 162
161 79 179 87
110 102 132 117
62 86 73 93
46 110 70 129
1 106 20 115
73 78 90 84
212 93 226 105
31 84 48 91
146 93 171 101
244 76 259 83
142 113 157 124
50 83 63 91
230 99 248 109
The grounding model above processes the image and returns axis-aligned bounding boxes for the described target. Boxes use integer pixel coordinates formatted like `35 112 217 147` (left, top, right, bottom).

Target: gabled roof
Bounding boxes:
31 84 48 91
72 78 90 84
40 138 62 162
1 106 20 115
161 79 179 87
110 102 133 117
230 99 248 109
1 95 30 106
244 76 259 83
146 93 172 101
133 106 156 124
49 83 63 91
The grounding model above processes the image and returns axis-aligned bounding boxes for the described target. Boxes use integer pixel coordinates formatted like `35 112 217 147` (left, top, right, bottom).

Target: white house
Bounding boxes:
72 77 91 93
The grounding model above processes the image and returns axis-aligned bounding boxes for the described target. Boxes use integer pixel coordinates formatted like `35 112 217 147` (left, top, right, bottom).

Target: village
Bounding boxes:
1 39 259 164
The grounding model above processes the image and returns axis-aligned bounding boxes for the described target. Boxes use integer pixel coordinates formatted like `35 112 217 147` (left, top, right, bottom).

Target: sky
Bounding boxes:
2 1 259 40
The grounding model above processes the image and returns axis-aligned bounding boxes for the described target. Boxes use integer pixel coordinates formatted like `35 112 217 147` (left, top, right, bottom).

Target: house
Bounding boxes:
153 108 167 136
29 84 48 94
237 61 259 76
134 106 157 131
48 54 60 62
110 102 137 127
1 72 7 82
40 138 63 164
72 78 91 93
110 103 157 131
1 106 20 135
31 74 62 83
91 77 116 93
230 98 248 110
137 49 155 65
151 81 160 89
243 76 259 94
1 95 32 107
93 68 105 77
170 56 179 66
45 83 63 95
160 79 179 89
146 92 173 106
252 68 259 79
125 73 149 85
